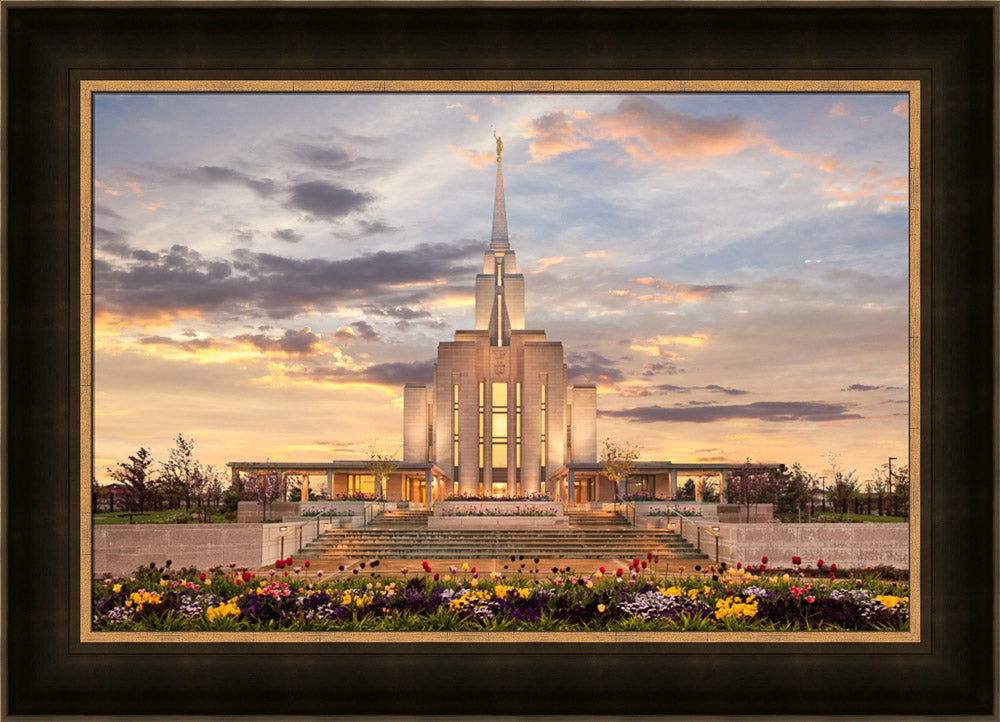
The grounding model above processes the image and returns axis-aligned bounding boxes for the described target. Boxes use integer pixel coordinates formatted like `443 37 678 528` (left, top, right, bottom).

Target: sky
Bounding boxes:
92 91 910 485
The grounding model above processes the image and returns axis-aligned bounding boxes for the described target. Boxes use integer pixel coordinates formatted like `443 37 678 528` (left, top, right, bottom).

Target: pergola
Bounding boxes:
226 460 453 505
547 460 785 505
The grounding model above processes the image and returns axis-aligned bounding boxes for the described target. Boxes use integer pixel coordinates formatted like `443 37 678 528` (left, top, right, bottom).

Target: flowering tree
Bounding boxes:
601 438 639 499
779 462 814 522
365 442 399 500
727 459 782 522
241 471 283 522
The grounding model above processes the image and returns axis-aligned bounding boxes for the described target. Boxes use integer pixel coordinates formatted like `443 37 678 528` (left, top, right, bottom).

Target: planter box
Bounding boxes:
434 500 564 517
716 504 774 523
427 516 570 529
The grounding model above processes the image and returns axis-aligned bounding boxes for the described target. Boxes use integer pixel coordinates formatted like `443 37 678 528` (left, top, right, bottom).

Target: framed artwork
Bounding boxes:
3 4 994 717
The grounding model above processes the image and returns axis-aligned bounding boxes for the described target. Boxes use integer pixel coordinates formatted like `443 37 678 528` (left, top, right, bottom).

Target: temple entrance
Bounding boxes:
491 481 508 497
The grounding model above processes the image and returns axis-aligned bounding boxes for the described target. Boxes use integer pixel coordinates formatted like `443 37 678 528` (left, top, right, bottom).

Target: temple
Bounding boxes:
228 138 777 505
402 136 597 497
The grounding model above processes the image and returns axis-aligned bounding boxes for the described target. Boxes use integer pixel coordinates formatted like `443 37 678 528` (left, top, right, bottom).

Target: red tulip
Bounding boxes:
599 566 606 573
830 563 837 571
817 559 824 568
616 568 624 577
641 561 647 569
433 573 440 581
761 556 768 564
276 560 285 569
286 557 293 566
305 560 310 568
792 556 801 566
235 578 242 585
647 552 653 560
736 562 742 569
242 572 251 581
200 573 206 581
653 557 659 564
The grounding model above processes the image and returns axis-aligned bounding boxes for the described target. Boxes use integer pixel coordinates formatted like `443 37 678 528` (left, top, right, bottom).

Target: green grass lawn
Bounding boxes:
93 508 234 525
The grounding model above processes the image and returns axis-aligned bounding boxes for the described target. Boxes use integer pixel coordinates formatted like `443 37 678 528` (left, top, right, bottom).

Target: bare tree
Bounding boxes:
601 438 640 499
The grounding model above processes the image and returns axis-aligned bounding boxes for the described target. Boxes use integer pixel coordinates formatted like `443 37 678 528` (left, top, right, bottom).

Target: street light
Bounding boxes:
820 476 827 511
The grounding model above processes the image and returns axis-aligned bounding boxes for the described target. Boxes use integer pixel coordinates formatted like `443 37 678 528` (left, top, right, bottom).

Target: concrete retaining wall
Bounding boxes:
716 504 774 523
93 520 324 577
674 521 909 569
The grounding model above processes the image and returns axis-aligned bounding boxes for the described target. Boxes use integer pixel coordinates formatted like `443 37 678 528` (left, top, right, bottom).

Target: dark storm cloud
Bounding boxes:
232 228 256 244
305 359 435 386
236 328 323 356
843 383 881 391
285 180 373 221
703 384 750 396
566 352 626 384
271 228 303 244
96 241 481 321
599 401 862 424
185 166 278 197
334 321 381 342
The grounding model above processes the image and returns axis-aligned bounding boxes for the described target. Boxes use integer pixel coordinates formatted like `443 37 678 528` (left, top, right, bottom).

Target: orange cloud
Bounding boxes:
521 110 593 162
892 99 908 118
446 102 480 123
532 256 567 273
828 102 849 117
586 97 765 166
632 277 735 304
448 145 493 169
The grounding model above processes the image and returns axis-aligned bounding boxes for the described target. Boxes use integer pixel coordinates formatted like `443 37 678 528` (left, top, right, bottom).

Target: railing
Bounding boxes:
613 498 636 526
663 515 723 563
363 500 387 528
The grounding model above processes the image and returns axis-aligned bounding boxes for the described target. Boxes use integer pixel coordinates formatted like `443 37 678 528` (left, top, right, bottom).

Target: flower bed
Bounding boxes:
435 500 564 517
647 505 703 517
300 506 356 517
445 492 554 502
92 559 909 632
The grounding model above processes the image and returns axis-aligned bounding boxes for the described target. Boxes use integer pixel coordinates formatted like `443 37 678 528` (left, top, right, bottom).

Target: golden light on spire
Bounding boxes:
493 130 503 162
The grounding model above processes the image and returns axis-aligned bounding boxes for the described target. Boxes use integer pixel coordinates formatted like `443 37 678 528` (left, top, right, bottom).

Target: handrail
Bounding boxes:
664 514 724 563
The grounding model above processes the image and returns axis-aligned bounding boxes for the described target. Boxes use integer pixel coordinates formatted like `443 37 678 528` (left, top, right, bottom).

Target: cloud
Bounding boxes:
892 99 908 118
599 401 862 424
828 102 849 117
184 165 278 197
446 103 480 122
356 220 398 236
234 327 323 356
334 321 381 342
95 203 123 220
94 227 133 258
532 256 567 273
640 361 680 376
843 383 881 392
361 305 432 320
521 110 593 162
632 277 736 304
96 241 481 323
448 145 494 169
271 228 303 244
523 97 765 166
283 142 354 169
284 180 373 221
304 359 435 386
566 351 626 384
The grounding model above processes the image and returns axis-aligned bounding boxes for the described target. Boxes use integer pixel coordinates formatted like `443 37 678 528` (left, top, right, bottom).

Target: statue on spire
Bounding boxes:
493 131 503 162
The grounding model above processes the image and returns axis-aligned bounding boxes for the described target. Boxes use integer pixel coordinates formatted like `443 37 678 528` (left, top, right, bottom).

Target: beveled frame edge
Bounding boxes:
78 78 921 645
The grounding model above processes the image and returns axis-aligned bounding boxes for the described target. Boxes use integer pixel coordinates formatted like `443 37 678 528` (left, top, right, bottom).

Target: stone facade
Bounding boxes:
403 150 596 499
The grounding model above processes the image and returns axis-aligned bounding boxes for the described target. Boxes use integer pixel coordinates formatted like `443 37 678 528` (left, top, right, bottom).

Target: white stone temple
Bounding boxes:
402 135 597 497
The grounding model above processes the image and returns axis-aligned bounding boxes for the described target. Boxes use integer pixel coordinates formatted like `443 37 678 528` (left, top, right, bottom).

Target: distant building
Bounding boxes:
402 140 597 497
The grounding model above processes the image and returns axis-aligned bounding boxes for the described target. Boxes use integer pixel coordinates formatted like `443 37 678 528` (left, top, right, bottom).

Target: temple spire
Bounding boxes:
490 132 509 250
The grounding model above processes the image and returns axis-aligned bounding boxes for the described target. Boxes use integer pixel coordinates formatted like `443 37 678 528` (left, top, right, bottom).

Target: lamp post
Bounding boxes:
820 476 826 511
279 525 288 559
711 525 721 563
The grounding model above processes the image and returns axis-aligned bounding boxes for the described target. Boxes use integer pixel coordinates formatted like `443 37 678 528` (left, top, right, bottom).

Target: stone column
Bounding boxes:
326 469 333 499
425 469 433 507
300 473 309 502
670 469 678 499
567 468 575 507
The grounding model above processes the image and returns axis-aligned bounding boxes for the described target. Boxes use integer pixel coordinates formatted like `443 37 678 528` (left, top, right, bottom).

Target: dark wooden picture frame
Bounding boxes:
3 5 995 717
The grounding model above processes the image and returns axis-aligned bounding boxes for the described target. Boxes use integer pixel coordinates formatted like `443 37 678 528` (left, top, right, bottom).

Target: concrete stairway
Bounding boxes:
565 509 631 529
300 510 709 561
